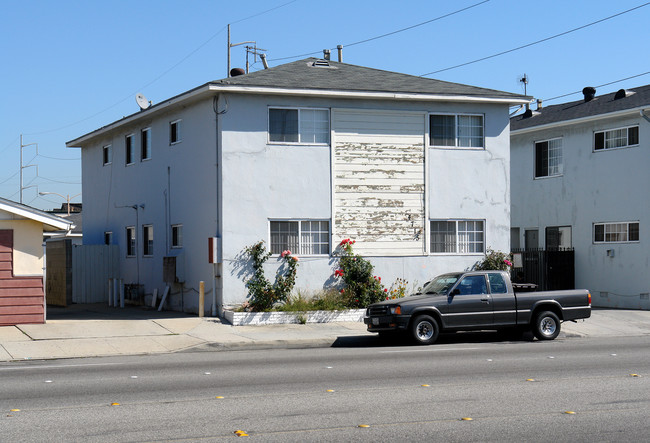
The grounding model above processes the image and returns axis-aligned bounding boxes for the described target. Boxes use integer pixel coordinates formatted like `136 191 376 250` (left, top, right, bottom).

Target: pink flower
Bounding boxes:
281 250 291 258
504 259 513 267
292 256 299 261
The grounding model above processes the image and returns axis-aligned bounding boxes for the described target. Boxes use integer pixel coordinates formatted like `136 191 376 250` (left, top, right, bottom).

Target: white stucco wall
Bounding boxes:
511 113 650 309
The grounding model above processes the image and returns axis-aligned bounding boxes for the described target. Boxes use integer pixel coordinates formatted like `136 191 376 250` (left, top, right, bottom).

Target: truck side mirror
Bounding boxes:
450 288 460 297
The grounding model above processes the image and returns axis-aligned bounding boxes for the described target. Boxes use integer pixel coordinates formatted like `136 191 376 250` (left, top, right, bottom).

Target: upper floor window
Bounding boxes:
170 119 182 145
102 145 112 165
126 226 136 257
143 224 153 256
270 220 330 255
594 126 638 151
125 134 135 165
535 137 563 178
104 231 113 245
171 224 183 248
430 219 484 254
594 221 639 243
430 114 484 148
141 128 151 161
269 108 329 144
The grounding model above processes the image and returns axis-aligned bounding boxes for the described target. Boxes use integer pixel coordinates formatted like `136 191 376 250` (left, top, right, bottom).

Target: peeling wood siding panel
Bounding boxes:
332 109 426 256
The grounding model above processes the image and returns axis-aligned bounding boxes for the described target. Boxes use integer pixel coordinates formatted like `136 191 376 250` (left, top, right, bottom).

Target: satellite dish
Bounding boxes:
135 93 150 110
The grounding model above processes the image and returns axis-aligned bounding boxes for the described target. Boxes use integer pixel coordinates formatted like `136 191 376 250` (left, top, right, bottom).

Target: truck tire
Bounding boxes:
532 311 560 340
411 315 440 345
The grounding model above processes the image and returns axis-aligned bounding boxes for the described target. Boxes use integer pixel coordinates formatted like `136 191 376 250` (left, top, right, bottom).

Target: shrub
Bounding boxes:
333 239 386 308
475 248 513 271
244 241 299 311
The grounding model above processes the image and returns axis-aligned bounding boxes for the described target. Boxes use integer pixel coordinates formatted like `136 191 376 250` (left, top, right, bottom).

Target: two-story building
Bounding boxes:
510 85 650 309
67 58 528 314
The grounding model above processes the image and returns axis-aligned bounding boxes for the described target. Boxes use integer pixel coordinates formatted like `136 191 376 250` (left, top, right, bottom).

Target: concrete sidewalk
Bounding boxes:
1 305 649 362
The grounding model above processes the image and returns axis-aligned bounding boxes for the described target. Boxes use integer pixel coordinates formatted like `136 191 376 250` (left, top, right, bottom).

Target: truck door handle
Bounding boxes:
480 298 489 302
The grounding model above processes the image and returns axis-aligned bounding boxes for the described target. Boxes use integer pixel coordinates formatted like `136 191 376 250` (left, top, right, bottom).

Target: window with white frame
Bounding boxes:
143 224 153 256
126 226 136 257
430 220 485 253
141 128 151 160
269 108 329 144
125 134 135 165
170 119 182 145
270 220 330 255
102 145 112 165
430 114 484 148
104 231 113 245
594 221 639 243
535 137 563 178
594 126 638 151
171 224 183 248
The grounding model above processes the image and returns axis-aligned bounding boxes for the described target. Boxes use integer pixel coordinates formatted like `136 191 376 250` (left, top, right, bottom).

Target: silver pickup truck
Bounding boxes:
364 270 591 345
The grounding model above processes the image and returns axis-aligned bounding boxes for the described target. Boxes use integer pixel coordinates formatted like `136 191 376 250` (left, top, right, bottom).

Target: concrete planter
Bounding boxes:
223 309 366 326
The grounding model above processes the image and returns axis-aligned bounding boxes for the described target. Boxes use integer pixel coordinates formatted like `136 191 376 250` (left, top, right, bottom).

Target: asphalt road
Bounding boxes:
1 335 649 442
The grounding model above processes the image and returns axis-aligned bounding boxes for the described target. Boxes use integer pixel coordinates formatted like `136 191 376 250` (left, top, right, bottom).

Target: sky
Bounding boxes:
1 0 649 211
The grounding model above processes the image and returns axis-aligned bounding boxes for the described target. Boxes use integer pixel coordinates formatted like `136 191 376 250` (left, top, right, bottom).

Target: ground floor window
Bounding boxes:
270 220 329 255
126 227 135 257
171 224 182 248
143 224 153 256
104 231 112 245
430 219 484 253
594 221 639 243
546 226 572 249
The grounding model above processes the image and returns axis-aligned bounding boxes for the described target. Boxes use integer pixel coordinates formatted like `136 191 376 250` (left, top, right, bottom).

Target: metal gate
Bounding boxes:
511 248 574 291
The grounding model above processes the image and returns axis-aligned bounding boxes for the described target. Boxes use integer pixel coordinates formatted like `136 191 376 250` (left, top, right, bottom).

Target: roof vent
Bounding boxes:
312 59 330 67
614 89 629 100
230 68 245 77
582 87 596 102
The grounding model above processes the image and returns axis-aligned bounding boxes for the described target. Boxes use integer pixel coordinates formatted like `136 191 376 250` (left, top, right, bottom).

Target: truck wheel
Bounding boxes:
533 311 560 340
411 315 439 345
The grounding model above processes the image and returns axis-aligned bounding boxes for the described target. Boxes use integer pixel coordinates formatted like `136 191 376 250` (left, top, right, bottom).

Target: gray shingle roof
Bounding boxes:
511 84 650 131
215 58 527 100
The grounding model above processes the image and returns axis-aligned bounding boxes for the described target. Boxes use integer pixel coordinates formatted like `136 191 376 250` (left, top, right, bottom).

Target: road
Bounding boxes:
1 334 649 442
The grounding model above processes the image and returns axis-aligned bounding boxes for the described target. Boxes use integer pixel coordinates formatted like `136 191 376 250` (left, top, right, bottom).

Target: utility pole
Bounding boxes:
227 24 256 77
20 134 39 204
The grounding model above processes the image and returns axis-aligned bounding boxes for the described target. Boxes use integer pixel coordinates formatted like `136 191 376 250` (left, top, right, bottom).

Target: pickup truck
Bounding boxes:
364 271 591 345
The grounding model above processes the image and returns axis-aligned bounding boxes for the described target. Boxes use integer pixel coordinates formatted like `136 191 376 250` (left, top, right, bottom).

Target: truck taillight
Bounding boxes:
588 292 591 306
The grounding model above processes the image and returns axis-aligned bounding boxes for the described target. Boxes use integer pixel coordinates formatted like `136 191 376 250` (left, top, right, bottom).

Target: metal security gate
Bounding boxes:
511 248 574 291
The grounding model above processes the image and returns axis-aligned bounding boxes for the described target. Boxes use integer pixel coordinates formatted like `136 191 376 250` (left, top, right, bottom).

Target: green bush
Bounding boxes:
333 239 386 308
244 241 299 311
475 248 513 271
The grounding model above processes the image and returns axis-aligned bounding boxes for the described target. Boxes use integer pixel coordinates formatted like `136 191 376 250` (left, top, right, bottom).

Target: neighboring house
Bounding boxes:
0 197 74 325
67 58 528 314
45 203 83 244
510 85 650 309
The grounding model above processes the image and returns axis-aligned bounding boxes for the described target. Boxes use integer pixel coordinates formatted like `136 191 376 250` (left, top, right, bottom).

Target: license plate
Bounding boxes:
372 318 379 325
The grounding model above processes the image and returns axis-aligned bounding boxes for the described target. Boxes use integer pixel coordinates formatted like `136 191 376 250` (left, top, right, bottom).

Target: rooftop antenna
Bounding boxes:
519 73 529 96
227 24 255 77
135 93 151 110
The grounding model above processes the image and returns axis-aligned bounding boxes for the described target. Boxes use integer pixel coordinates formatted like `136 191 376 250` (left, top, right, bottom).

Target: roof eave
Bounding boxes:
511 105 650 136
0 200 74 231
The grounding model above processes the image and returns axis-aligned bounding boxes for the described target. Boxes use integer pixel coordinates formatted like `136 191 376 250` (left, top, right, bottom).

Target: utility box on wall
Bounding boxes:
208 237 220 263
163 251 185 284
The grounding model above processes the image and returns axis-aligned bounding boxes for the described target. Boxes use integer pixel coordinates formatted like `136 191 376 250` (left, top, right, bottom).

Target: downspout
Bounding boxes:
213 94 228 316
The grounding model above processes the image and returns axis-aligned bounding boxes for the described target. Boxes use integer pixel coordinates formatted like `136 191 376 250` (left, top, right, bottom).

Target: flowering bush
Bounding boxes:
333 238 385 308
386 277 409 300
244 241 299 311
475 248 513 272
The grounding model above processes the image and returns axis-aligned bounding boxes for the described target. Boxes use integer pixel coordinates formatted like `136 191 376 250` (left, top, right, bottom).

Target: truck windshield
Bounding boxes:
422 274 461 294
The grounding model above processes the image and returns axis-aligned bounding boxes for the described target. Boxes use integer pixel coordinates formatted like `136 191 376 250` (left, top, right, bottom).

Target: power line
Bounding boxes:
37 153 81 162
268 0 490 62
543 71 650 102
22 1 299 137
421 2 650 77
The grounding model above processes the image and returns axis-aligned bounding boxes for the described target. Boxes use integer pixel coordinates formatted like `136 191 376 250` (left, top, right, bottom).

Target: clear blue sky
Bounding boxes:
1 0 648 210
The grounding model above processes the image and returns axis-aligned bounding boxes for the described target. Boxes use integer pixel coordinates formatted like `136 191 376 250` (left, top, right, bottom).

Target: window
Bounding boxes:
102 145 112 165
456 275 488 295
141 128 151 160
125 135 134 165
171 224 182 248
430 220 484 253
535 138 562 178
126 227 136 257
143 224 153 256
269 108 329 144
430 114 484 148
170 119 182 144
546 226 572 250
488 273 508 294
594 222 639 243
270 220 330 255
594 126 639 151
104 231 113 245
